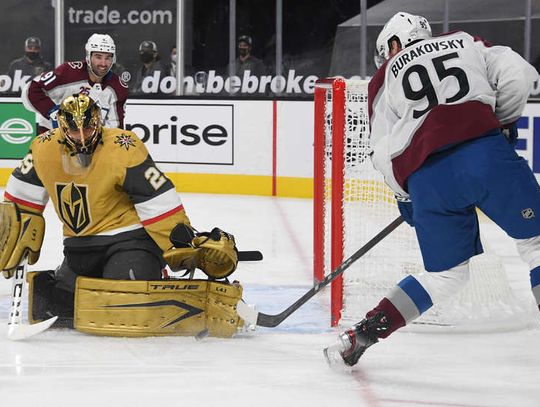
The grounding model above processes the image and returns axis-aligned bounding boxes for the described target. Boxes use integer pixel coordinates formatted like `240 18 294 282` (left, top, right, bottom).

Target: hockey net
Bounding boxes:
313 77 533 332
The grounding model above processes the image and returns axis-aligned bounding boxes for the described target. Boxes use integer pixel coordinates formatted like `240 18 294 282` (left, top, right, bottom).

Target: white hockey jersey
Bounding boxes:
368 31 539 198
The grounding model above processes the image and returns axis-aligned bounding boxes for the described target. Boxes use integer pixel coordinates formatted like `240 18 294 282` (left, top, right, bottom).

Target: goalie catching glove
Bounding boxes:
164 223 238 279
0 202 45 278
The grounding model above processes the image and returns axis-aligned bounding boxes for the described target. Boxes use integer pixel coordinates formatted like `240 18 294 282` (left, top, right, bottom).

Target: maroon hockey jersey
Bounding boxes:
22 60 129 131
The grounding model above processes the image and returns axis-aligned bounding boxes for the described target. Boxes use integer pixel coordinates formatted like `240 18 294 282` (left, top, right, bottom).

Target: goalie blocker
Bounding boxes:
0 201 45 277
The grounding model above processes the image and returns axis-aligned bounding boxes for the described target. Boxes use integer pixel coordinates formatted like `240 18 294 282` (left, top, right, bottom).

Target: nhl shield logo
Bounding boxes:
56 182 91 234
522 208 535 219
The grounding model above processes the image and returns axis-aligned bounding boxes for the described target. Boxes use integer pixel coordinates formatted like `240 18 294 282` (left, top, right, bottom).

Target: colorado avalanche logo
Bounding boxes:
114 133 136 150
120 71 131 87
68 61 84 70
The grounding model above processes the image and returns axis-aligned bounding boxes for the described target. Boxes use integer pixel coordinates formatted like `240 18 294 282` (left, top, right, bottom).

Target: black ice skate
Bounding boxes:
324 312 390 367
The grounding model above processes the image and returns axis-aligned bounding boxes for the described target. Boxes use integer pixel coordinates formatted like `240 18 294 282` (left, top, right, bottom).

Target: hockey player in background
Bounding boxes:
22 33 128 134
324 12 540 366
0 93 240 337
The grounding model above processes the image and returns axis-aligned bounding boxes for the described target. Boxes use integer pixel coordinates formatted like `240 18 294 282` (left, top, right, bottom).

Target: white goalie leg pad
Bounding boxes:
515 236 540 270
414 260 470 305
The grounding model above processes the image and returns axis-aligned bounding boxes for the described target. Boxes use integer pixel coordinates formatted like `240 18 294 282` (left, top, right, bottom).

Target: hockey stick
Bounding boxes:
238 250 263 261
237 216 404 328
7 256 58 340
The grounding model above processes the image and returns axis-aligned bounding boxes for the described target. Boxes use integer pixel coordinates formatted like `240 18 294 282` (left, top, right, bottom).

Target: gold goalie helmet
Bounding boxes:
58 94 102 170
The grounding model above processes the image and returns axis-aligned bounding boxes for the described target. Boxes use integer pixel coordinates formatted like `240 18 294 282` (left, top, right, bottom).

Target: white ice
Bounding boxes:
1 191 540 407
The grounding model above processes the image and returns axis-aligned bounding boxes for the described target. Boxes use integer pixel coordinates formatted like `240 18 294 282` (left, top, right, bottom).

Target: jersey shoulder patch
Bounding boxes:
106 73 130 97
29 130 63 166
35 129 55 144
113 132 138 151
67 61 85 70
118 74 130 89
102 129 148 166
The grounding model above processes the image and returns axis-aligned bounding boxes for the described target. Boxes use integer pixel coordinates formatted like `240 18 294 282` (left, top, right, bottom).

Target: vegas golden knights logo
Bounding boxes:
56 182 91 234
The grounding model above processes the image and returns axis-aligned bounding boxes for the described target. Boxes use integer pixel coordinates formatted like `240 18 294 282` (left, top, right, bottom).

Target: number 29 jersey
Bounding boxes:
368 31 538 198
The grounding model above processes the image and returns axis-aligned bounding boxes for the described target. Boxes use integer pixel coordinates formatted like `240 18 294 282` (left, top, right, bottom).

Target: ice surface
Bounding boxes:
0 192 539 406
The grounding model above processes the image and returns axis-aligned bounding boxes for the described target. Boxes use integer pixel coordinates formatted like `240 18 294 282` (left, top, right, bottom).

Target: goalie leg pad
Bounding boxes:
74 277 245 338
0 202 45 275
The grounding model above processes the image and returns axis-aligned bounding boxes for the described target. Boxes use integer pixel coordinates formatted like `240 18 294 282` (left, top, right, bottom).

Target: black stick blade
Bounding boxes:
238 251 263 261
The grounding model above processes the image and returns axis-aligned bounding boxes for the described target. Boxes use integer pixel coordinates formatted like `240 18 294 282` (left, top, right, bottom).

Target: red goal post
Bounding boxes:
314 77 347 326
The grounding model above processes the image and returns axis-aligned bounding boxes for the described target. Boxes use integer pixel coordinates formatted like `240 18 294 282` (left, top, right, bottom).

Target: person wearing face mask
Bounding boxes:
131 40 171 95
7 37 52 83
229 35 266 79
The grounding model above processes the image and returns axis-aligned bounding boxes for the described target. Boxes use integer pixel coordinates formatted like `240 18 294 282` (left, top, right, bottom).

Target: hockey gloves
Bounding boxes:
396 198 414 227
0 202 45 278
48 105 60 129
165 224 238 279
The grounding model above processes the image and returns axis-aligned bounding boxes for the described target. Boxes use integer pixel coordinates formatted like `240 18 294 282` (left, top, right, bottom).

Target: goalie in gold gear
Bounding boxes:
2 93 241 336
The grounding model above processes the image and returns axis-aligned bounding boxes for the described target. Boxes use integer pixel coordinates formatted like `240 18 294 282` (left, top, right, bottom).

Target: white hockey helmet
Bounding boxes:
85 33 116 65
375 12 431 66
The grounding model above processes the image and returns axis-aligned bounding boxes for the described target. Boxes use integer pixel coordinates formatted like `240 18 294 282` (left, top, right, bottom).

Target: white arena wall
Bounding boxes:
1 97 540 198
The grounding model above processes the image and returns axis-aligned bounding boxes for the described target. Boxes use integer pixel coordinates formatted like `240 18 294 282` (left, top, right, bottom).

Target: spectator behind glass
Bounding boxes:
8 37 52 80
230 35 266 78
131 40 171 95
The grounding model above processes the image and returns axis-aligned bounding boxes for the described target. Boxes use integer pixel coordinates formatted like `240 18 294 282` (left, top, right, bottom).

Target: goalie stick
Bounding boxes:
238 250 263 261
7 256 58 340
237 216 404 328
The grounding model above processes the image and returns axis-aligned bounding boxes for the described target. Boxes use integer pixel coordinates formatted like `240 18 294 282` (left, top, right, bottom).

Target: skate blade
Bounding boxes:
323 343 351 372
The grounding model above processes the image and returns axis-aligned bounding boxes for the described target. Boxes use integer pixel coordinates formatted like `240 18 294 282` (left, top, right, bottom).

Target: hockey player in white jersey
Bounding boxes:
324 12 540 367
22 33 128 134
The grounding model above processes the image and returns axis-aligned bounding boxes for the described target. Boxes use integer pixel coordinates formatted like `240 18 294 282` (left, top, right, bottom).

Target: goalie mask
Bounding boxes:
58 94 102 171
375 12 431 68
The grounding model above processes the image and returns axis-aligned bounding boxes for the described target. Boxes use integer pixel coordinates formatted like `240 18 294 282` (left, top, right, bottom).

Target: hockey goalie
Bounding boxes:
0 93 245 338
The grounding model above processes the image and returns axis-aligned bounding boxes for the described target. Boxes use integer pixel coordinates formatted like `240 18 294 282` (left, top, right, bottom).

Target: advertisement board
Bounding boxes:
0 102 36 159
125 102 234 165
516 102 540 173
